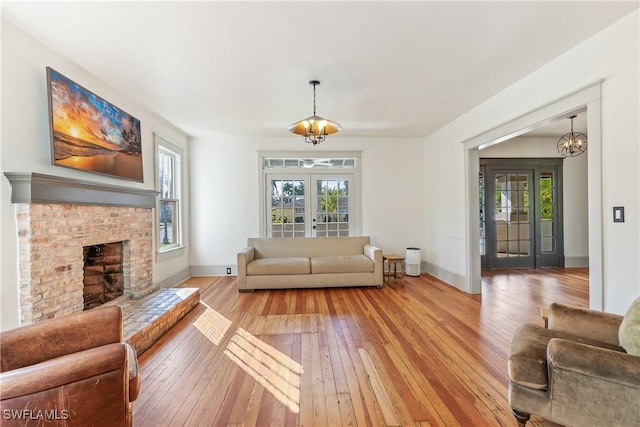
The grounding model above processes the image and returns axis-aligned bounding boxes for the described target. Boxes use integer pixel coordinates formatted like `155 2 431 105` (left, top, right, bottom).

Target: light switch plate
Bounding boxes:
613 206 625 223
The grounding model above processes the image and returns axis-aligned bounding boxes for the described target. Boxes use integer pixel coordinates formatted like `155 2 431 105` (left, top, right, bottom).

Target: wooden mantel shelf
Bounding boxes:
4 172 158 208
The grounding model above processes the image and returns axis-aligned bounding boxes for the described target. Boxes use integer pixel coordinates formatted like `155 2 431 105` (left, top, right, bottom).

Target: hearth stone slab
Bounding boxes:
114 287 200 355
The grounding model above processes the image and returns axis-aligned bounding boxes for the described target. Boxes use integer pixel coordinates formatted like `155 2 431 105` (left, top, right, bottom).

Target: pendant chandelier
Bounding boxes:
557 115 587 157
288 80 341 146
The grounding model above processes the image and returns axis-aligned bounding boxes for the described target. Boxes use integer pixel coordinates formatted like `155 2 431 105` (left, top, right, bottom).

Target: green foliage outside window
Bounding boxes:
319 184 348 222
271 180 304 224
540 176 553 220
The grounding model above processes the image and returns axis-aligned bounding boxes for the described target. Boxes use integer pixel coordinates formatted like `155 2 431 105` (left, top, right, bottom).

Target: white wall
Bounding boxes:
0 19 191 330
480 136 589 264
189 136 425 272
423 10 639 314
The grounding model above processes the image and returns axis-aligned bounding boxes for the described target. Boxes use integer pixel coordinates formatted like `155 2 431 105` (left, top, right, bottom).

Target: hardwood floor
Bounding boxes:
133 268 588 427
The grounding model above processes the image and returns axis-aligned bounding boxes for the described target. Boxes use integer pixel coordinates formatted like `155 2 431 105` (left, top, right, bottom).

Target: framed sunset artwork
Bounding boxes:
47 67 143 182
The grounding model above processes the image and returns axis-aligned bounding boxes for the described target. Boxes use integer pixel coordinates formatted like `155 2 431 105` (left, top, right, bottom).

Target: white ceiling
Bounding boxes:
2 1 637 139
525 108 588 137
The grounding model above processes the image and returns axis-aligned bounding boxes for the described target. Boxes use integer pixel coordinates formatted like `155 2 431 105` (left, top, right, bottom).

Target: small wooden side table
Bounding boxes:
383 254 405 286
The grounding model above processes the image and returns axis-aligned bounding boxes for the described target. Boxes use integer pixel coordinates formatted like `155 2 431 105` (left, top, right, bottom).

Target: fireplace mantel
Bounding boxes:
4 172 158 208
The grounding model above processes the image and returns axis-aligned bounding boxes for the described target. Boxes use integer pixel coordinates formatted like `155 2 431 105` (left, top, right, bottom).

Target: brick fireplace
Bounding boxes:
6 173 159 325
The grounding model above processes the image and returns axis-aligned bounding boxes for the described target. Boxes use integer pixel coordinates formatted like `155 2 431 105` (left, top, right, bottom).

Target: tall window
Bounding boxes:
156 135 183 252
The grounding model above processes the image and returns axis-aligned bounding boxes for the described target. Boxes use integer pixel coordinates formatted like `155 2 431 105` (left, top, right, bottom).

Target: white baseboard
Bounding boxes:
190 265 236 277
564 256 589 267
422 261 470 293
155 267 192 288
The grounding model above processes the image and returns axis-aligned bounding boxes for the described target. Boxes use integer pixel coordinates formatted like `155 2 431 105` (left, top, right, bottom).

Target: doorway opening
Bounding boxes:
463 82 601 308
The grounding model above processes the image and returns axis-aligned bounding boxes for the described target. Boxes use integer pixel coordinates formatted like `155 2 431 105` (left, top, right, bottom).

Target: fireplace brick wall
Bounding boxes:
17 203 156 325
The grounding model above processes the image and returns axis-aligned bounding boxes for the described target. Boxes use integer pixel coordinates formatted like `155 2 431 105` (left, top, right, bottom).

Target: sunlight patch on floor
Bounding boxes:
224 327 302 413
193 302 232 346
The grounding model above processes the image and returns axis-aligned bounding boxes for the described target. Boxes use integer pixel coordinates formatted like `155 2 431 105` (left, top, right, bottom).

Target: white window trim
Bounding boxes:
258 150 363 238
155 133 185 261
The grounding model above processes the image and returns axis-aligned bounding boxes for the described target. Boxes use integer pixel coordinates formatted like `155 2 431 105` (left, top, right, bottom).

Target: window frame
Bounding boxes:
155 133 185 259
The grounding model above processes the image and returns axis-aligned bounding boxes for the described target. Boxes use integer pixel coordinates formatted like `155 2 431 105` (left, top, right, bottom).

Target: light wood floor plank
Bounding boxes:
358 347 401 427
134 268 587 426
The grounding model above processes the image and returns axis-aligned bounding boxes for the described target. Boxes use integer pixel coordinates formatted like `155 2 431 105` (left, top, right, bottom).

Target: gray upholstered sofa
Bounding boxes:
237 236 383 292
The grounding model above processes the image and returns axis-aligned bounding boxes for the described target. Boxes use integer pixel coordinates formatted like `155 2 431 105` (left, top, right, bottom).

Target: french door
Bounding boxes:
267 174 353 237
481 159 564 269
487 169 535 268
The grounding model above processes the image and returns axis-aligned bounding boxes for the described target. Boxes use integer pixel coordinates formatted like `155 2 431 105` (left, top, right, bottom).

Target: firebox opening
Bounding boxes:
83 241 124 310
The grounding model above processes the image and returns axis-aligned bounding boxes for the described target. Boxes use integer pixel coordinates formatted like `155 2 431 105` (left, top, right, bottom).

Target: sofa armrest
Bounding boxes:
548 303 623 346
364 244 379 262
0 343 128 400
0 305 123 372
237 246 255 291
126 343 140 402
548 338 640 388
364 244 383 286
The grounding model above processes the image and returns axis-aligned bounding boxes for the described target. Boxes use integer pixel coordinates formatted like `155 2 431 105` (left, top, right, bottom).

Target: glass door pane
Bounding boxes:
539 171 555 253
490 169 534 268
536 166 563 267
268 176 307 238
312 176 351 237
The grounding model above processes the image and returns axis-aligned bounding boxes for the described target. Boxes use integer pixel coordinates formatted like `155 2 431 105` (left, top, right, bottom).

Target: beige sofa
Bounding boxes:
237 236 383 292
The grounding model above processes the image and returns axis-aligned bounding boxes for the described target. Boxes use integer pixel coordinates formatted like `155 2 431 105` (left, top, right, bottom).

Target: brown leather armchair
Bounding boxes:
0 305 140 426
508 300 640 426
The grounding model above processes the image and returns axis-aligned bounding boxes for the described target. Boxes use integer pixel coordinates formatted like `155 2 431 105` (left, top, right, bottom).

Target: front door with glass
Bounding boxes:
267 174 353 238
480 158 564 269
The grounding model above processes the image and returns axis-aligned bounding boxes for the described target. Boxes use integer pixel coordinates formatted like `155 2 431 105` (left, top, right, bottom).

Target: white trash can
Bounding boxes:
405 247 421 276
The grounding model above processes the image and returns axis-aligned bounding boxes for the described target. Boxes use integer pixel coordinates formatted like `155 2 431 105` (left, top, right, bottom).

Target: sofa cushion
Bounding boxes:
247 257 310 275
619 296 640 356
508 323 624 390
311 255 374 274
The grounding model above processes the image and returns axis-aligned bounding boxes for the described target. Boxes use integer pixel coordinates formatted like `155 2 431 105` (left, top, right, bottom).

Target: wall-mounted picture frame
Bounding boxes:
47 67 143 182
